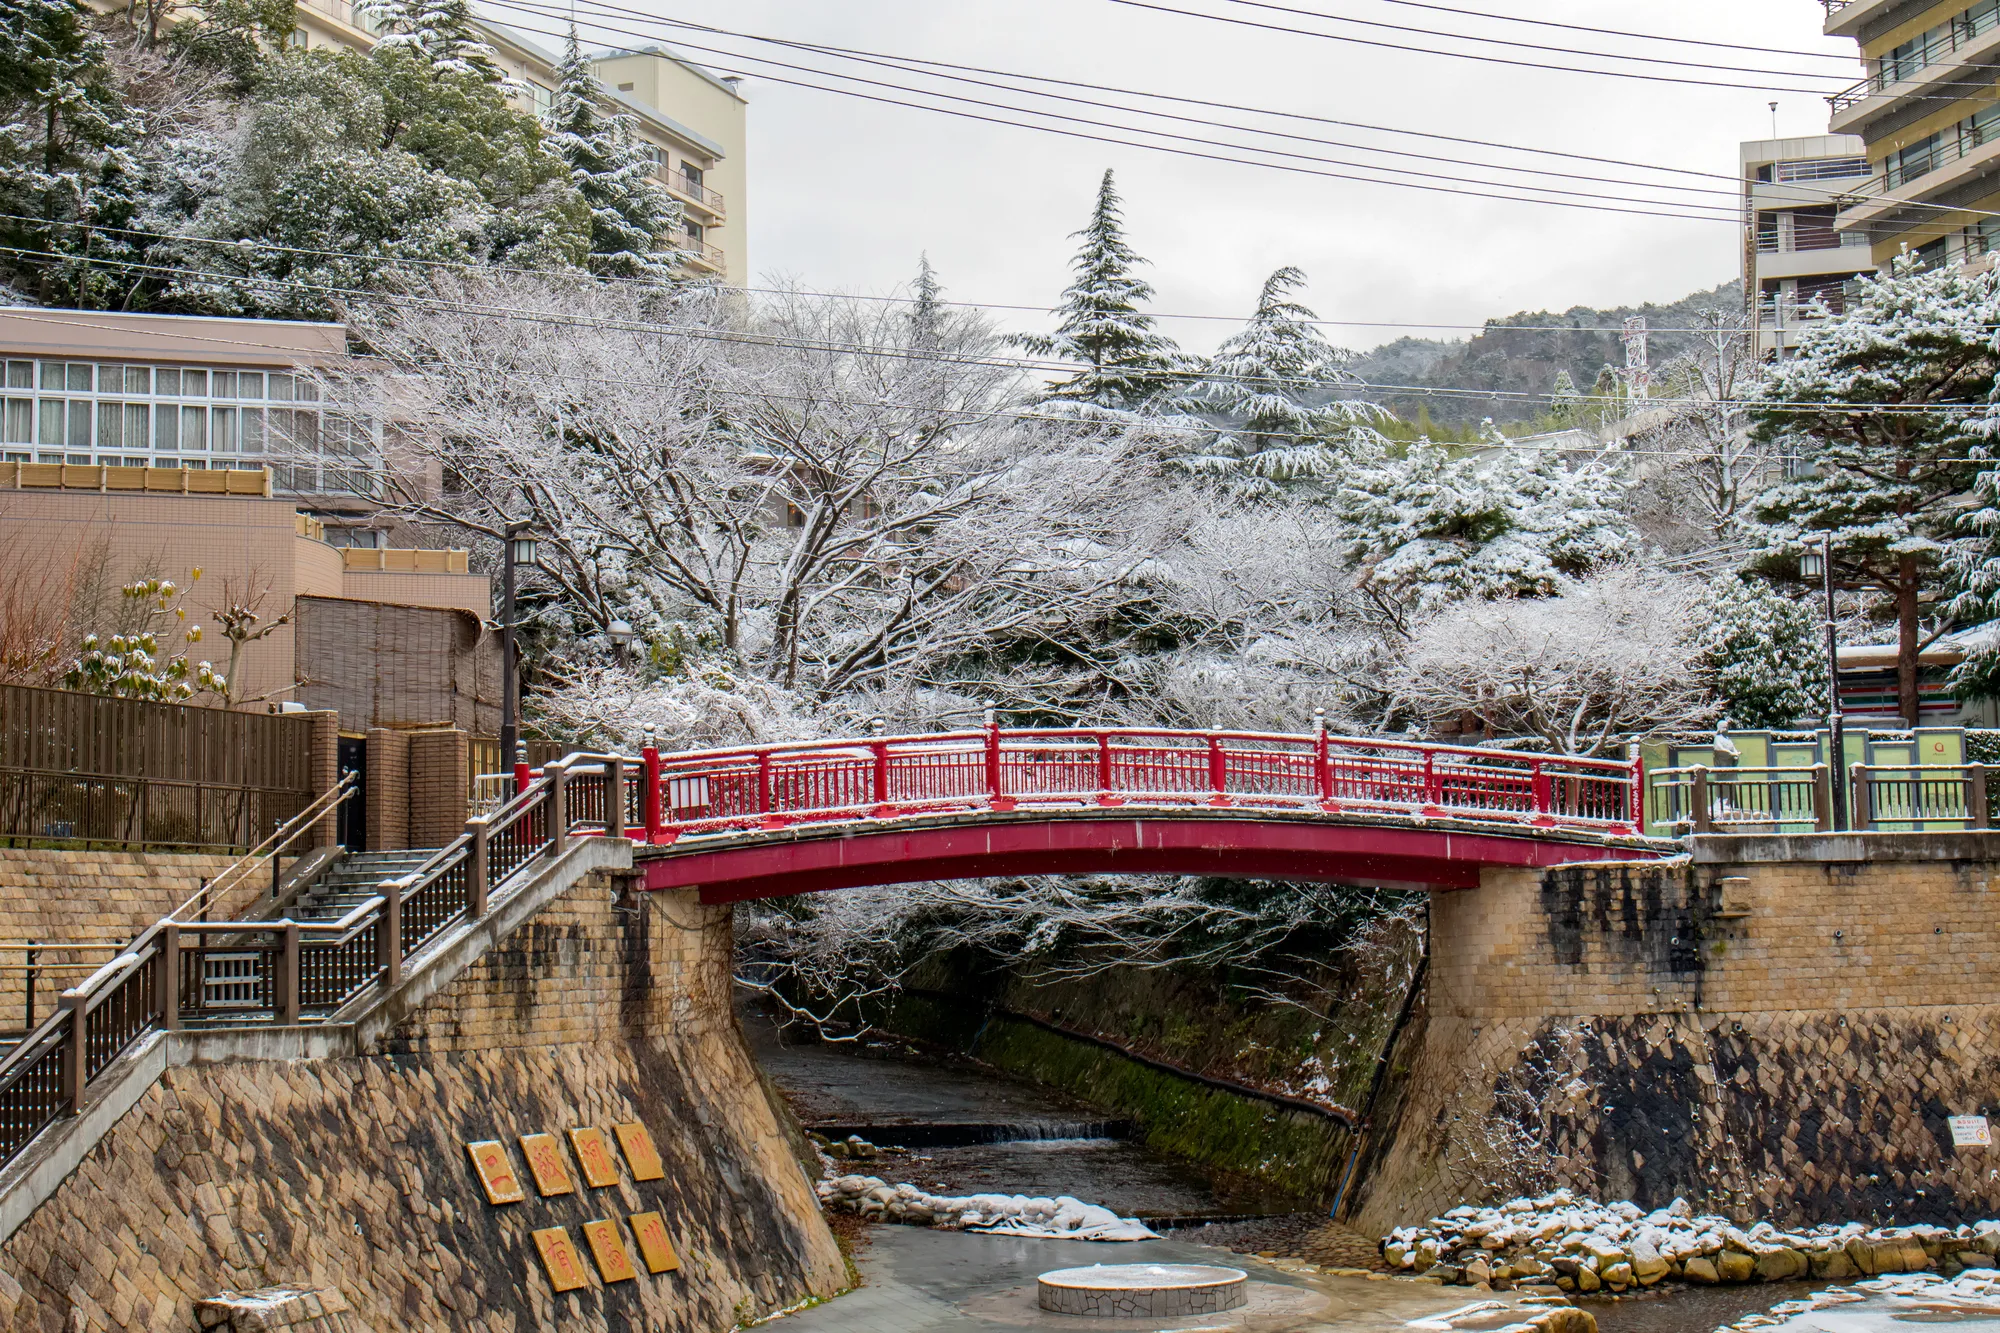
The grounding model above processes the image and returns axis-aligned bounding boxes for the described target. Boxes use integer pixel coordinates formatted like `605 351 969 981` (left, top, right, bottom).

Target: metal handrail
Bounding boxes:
169 771 359 922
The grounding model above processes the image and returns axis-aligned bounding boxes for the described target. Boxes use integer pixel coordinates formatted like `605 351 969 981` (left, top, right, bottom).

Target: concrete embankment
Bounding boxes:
0 866 845 1332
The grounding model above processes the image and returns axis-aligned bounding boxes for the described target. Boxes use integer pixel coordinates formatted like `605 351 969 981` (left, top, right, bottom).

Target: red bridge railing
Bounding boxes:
612 721 1643 844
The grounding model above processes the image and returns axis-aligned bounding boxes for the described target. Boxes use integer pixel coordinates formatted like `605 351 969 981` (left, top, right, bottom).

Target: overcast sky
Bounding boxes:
513 0 1858 355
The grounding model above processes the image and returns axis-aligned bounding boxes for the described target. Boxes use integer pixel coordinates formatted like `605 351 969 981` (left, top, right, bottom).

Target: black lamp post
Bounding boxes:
499 523 538 778
1800 534 1846 829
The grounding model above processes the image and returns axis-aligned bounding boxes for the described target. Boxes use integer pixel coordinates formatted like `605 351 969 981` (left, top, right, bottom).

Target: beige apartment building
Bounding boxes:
1741 135 1874 356
1822 0 2000 274
158 0 749 283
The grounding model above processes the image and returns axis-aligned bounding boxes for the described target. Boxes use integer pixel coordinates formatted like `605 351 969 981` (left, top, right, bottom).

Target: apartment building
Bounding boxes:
1741 136 1874 356
205 1 748 282
1822 0 2000 276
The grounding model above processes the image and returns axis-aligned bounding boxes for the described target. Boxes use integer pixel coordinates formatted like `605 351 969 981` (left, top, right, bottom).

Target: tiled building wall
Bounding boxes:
0 874 847 1332
362 728 410 852
1351 857 2000 1234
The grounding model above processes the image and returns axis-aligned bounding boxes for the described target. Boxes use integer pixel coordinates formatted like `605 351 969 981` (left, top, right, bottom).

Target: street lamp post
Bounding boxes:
1800 534 1845 829
607 618 635 667
499 523 538 784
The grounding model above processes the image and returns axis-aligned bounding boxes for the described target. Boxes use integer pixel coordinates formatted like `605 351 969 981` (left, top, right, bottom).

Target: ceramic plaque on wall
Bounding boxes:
465 1141 526 1205
582 1219 638 1283
532 1227 590 1292
568 1127 621 1188
519 1133 575 1196
629 1212 682 1274
613 1121 666 1181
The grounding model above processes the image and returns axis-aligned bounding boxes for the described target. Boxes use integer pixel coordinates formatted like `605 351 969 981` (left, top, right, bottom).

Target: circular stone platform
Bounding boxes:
1037 1264 1249 1318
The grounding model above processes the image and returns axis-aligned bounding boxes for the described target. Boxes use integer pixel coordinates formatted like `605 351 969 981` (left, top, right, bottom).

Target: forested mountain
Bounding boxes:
1345 279 1744 428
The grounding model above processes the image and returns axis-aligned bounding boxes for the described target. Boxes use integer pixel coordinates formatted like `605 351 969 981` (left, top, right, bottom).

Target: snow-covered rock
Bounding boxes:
817 1175 1157 1241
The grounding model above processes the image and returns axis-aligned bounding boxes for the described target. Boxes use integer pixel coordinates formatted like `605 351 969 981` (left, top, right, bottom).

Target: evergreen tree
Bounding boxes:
908 252 943 348
1018 169 1183 411
1694 574 1826 729
1748 255 2000 726
1337 438 1634 619
0 0 139 304
360 0 498 80
1166 266 1389 493
543 26 682 281
1549 369 1583 427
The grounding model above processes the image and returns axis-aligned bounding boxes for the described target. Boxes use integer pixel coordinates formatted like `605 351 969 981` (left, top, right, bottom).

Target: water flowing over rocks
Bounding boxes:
816 1174 1159 1241
1381 1190 2000 1291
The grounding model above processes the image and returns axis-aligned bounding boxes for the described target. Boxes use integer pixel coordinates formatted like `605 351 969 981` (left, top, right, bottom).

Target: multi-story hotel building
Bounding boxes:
1742 135 1874 356
1822 0 2000 277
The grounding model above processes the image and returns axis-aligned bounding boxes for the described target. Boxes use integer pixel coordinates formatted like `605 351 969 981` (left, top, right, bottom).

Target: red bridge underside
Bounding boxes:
634 812 1665 903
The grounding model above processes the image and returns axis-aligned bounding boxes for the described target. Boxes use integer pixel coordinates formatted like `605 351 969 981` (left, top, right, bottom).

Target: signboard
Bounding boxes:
1952 1115 1992 1147
569 1128 621 1188
532 1227 590 1292
582 1219 638 1284
615 1122 666 1181
465 1141 526 1205
519 1133 575 1196
629 1212 681 1274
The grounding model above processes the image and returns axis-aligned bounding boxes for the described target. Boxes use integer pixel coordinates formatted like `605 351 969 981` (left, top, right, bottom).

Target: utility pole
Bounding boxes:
1802 533 1846 829
499 522 538 781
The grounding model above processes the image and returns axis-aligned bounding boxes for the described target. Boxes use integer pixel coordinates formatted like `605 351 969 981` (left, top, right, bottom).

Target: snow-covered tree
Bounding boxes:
1336 439 1635 625
1166 266 1391 493
61 573 225 701
1016 169 1184 412
1748 256 2000 726
1692 574 1826 729
1385 567 1714 755
543 25 681 281
1549 370 1584 428
1625 307 1772 550
315 274 1182 712
0 0 141 304
358 0 496 80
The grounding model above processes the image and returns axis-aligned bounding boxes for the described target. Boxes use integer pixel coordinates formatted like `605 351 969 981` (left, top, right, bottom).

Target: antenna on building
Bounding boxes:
1621 316 1651 411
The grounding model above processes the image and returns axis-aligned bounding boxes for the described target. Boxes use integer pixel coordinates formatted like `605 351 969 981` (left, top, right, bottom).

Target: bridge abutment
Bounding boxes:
1350 836 2000 1234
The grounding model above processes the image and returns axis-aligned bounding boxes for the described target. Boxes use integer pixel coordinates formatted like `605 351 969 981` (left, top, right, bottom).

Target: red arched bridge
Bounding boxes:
617 726 1668 901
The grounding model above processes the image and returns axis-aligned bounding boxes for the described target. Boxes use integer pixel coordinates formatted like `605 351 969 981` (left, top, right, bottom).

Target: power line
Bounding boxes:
5 246 1993 422
1099 0 1846 93
1324 0 1855 61
1201 0 1851 79
484 7 1741 223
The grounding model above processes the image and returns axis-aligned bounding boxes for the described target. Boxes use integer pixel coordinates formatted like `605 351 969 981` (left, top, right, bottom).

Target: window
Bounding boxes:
617 82 634 91
1886 133 1943 189
681 164 704 191
1792 208 1838 251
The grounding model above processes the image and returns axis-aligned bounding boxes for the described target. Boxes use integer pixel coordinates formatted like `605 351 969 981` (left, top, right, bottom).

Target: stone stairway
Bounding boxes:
289 849 439 923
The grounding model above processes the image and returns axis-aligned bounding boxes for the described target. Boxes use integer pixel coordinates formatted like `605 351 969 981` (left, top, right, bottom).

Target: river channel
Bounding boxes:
748 1008 2000 1333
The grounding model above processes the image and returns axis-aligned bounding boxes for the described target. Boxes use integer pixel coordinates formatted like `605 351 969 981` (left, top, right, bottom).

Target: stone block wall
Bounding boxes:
0 871 847 1333
0 848 239 1017
1350 845 2000 1235
363 728 410 852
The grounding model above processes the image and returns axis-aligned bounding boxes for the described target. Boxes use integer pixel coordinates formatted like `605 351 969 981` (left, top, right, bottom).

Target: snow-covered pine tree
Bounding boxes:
543 26 682 281
908 252 943 348
1336 438 1634 621
0 0 140 304
361 0 498 79
1549 369 1583 426
1748 255 2000 726
1166 266 1389 494
1693 574 1827 729
1017 169 1183 412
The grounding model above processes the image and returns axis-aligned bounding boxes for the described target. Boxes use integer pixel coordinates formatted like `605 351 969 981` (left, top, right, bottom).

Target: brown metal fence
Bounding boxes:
0 685 315 849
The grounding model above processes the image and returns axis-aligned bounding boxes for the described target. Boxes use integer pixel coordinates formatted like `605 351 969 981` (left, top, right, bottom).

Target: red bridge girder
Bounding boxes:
633 808 1667 903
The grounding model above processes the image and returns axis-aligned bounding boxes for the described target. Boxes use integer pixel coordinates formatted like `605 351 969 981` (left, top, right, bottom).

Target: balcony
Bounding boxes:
1834 127 2000 229
1755 230 1870 255
681 237 726 273
659 172 726 218
1829 22 2000 128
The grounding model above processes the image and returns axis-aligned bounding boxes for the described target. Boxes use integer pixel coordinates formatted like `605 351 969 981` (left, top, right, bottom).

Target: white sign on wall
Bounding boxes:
1951 1116 1992 1147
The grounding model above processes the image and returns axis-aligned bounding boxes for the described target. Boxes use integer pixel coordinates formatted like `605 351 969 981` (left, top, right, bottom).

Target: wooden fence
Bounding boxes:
0 685 315 850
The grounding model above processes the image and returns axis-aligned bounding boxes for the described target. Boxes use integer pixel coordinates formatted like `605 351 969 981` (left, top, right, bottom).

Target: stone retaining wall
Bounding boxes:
1350 840 2000 1235
0 872 847 1332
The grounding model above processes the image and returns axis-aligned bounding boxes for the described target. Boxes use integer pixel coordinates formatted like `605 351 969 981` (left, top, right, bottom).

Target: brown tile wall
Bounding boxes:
0 874 847 1332
303 710 340 848
1351 858 2000 1235
363 729 410 852
406 730 468 850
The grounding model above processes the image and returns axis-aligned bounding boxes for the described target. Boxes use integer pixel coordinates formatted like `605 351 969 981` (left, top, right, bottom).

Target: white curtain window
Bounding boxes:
181 404 206 450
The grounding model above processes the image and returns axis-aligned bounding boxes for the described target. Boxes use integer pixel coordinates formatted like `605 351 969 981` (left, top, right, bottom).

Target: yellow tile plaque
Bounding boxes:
613 1121 665 1181
582 1219 638 1284
465 1140 526 1205
629 1211 681 1274
569 1127 621 1189
532 1227 591 1292
519 1133 574 1197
